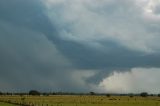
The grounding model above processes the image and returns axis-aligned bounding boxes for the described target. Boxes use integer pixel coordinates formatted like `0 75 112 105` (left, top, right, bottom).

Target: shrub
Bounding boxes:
106 94 111 97
140 92 148 97
0 91 3 95
90 92 95 95
29 90 40 96
129 93 134 98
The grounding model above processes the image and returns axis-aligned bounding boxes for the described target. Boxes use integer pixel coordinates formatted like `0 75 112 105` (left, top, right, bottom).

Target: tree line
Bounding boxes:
0 90 160 97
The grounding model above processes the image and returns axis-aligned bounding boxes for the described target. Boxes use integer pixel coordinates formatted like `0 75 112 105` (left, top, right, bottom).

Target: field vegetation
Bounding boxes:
0 95 160 106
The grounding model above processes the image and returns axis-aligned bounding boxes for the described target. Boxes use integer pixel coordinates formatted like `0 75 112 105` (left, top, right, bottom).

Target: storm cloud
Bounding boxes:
0 0 160 93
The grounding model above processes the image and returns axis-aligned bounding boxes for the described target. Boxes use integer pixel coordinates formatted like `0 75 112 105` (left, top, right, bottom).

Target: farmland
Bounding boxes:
0 95 160 106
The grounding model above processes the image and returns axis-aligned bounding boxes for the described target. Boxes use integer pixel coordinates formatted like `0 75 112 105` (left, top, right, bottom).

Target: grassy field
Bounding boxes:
0 95 160 106
0 102 16 106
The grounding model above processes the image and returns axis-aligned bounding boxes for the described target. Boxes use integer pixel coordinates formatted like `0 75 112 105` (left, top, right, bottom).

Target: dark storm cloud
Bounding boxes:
0 0 97 92
0 0 72 91
0 0 160 92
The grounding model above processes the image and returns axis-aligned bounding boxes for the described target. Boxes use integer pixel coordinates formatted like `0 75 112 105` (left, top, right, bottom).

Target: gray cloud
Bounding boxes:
0 0 160 93
44 0 160 53
0 19 71 91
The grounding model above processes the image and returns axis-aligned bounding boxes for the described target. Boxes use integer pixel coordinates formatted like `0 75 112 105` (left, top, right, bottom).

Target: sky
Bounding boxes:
0 0 160 94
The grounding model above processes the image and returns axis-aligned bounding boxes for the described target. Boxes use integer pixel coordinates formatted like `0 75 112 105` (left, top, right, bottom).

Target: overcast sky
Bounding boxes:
0 0 160 93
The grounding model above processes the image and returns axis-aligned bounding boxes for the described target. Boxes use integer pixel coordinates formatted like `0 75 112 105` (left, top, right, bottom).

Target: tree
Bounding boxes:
150 94 154 96
140 92 148 97
129 93 134 98
90 92 95 95
29 90 40 96
106 94 111 97
52 92 56 95
158 94 160 97
0 91 3 95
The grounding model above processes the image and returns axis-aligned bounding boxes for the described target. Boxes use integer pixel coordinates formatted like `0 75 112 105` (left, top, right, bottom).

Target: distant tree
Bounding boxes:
150 94 154 96
0 91 3 95
106 94 111 97
158 94 160 97
140 92 148 97
52 92 56 95
42 92 49 96
90 92 95 95
29 90 40 96
6 92 12 95
129 93 134 98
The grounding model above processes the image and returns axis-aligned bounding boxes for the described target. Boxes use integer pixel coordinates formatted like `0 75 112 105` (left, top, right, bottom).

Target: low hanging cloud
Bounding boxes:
98 68 160 94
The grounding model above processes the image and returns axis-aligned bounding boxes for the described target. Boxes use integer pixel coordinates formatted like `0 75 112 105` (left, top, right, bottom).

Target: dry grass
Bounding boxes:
0 95 160 106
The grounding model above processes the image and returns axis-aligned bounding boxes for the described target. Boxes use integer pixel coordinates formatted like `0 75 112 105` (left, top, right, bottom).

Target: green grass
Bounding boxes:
0 95 160 106
0 102 16 106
